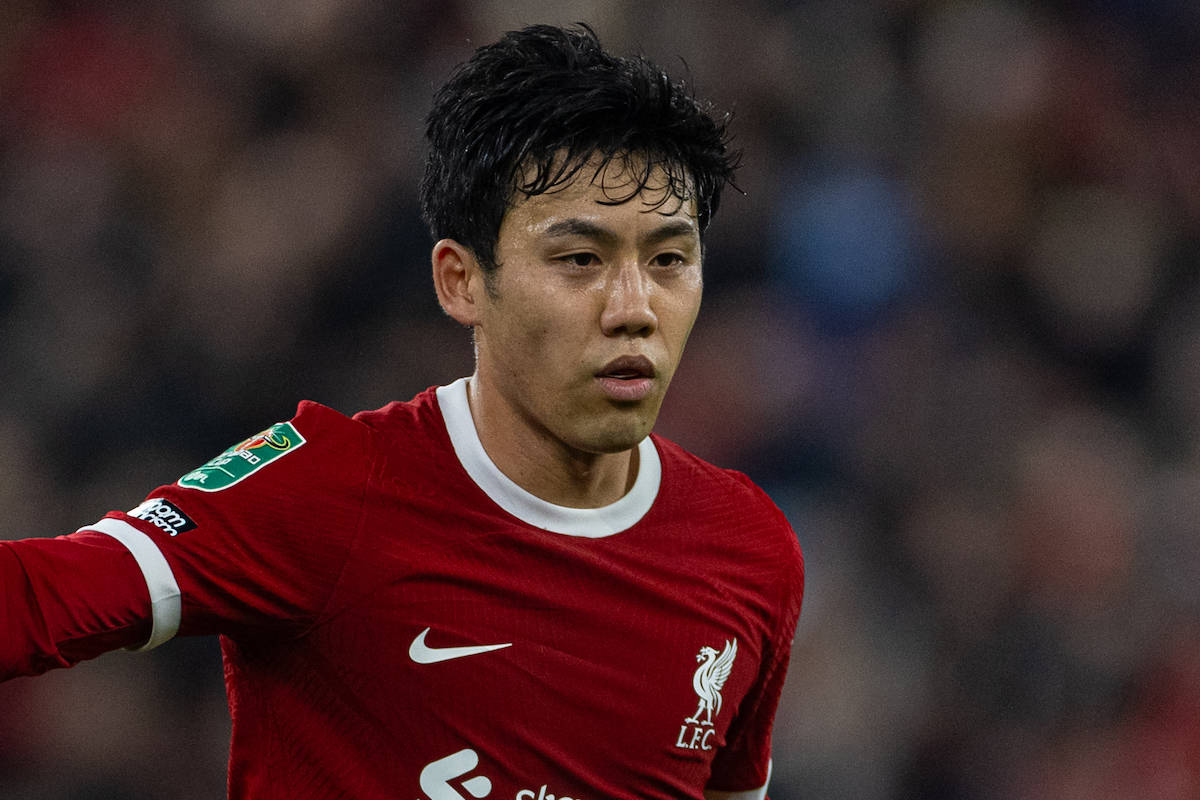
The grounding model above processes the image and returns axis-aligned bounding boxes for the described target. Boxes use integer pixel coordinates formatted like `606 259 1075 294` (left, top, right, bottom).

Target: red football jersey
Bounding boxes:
1 379 804 800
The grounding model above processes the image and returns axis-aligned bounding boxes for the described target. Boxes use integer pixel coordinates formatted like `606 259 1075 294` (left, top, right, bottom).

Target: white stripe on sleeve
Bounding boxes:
80 518 182 652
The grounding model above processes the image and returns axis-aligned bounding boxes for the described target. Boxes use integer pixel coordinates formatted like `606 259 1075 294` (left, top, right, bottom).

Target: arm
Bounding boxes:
704 763 770 799
1 401 370 682
0 531 154 680
706 483 803 799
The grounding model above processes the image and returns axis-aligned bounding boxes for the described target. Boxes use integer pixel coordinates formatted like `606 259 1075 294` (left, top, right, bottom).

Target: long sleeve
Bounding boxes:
1 400 371 683
0 532 151 680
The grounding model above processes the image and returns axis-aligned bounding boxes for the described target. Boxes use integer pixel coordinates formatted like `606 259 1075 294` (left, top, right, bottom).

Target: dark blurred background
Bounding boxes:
3 1 1200 798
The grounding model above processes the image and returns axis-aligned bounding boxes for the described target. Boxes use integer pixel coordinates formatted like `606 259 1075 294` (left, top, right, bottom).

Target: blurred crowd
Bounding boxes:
2 0 1200 798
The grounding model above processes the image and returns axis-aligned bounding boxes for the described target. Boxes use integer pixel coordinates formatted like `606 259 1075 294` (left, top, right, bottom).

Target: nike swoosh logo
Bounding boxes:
408 627 512 664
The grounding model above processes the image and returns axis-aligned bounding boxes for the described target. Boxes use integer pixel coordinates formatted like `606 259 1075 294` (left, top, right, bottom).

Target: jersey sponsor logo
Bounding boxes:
675 638 738 752
516 785 586 800
408 627 512 664
129 497 197 537
419 749 493 800
177 421 305 492
418 750 588 800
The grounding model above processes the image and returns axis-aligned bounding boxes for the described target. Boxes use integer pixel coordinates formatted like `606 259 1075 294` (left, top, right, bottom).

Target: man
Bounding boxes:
0 24 803 800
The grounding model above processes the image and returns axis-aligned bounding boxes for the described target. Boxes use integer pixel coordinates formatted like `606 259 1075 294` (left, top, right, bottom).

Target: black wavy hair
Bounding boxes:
420 23 740 271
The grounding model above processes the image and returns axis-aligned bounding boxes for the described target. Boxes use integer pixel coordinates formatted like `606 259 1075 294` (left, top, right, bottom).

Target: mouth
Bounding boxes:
594 356 657 402
596 355 656 381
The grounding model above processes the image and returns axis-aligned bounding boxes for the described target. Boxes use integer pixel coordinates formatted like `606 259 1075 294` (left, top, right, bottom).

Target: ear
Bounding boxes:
432 239 485 326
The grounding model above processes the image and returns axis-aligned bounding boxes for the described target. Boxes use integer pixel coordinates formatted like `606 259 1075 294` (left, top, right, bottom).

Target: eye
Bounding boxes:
557 252 599 268
651 252 686 268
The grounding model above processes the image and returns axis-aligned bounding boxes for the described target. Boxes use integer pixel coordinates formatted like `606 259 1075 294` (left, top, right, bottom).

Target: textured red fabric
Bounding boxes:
2 386 802 799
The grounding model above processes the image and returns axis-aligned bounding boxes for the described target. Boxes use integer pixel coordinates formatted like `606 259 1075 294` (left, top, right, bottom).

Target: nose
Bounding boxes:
600 262 658 337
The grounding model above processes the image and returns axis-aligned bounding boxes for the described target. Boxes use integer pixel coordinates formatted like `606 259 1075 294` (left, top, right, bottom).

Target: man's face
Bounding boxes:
473 158 704 456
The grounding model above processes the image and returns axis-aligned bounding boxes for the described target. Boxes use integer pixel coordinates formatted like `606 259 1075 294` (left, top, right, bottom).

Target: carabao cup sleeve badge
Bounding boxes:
177 422 306 492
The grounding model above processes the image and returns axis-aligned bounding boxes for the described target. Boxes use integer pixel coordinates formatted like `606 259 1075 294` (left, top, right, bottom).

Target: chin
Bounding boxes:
580 415 655 454
588 436 643 455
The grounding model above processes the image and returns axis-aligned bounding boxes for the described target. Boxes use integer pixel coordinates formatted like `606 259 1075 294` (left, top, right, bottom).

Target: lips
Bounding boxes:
595 356 656 402
596 355 656 380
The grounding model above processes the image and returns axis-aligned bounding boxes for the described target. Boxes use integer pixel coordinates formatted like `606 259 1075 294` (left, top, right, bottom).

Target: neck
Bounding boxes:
466 375 638 508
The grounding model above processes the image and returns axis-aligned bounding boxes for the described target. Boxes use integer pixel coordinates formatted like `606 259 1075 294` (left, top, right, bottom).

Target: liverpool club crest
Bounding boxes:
676 638 737 751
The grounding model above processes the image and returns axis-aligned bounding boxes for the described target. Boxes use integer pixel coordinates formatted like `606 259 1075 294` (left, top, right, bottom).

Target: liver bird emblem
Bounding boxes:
686 639 738 726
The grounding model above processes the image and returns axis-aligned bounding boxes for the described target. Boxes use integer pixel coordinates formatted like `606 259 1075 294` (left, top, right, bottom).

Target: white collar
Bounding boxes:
435 378 660 537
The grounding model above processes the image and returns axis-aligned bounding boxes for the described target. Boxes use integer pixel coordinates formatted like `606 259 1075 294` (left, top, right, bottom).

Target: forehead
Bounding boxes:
506 156 698 230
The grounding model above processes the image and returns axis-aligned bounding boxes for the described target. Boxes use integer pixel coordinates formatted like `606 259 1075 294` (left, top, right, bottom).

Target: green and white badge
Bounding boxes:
178 422 305 492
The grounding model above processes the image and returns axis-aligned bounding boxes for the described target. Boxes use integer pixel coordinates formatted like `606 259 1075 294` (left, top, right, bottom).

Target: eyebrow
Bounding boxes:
541 217 699 247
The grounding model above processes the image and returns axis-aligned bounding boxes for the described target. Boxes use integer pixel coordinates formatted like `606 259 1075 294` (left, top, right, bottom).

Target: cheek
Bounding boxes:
494 292 574 359
514 281 597 337
663 288 703 342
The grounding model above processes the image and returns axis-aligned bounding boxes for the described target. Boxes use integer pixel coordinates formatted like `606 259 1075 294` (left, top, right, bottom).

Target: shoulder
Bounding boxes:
651 434 787 518
652 434 801 628
219 387 452 492
652 438 801 563
351 385 443 438
170 399 373 502
292 399 369 440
